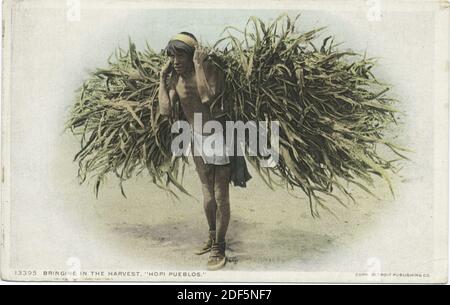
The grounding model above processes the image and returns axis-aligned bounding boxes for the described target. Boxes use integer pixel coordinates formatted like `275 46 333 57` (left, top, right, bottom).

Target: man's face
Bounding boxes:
170 51 192 75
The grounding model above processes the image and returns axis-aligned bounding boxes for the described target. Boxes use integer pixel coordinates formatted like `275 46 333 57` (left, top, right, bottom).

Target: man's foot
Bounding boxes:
207 241 226 271
194 230 215 255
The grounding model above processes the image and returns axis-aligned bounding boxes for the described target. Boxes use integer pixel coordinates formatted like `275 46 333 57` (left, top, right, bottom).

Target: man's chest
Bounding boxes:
175 75 199 100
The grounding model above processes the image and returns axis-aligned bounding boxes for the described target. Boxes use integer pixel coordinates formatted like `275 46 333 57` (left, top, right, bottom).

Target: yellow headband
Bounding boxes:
171 33 198 49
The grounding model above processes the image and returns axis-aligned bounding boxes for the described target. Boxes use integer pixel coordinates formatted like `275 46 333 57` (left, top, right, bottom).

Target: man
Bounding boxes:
158 32 250 271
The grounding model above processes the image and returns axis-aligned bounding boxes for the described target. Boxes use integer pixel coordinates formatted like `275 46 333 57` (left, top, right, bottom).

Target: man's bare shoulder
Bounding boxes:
203 59 224 77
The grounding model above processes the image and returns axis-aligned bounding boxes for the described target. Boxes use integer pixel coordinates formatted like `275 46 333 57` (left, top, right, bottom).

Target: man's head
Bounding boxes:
165 32 198 75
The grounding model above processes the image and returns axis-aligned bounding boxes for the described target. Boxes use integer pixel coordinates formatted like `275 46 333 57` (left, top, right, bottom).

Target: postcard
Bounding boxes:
1 0 448 283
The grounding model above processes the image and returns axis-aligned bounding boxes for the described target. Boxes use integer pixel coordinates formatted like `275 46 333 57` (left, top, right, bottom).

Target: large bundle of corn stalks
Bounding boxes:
66 14 406 216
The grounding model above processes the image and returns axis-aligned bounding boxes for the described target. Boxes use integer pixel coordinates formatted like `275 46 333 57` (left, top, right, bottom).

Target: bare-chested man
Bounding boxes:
158 32 233 270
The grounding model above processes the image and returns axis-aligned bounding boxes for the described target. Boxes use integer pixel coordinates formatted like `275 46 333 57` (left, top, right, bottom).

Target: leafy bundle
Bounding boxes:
66 14 406 216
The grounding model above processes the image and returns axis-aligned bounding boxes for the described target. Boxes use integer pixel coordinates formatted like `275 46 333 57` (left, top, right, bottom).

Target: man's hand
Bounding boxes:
161 58 173 78
193 45 208 66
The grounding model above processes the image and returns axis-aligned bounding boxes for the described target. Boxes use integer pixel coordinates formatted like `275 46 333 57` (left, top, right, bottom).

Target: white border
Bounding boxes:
0 0 448 284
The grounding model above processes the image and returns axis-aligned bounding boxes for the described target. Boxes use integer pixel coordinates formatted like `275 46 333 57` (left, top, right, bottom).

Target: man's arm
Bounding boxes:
158 60 177 116
159 77 171 116
193 46 223 105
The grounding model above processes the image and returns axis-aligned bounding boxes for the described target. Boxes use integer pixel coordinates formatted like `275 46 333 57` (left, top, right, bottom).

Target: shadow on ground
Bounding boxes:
109 216 335 271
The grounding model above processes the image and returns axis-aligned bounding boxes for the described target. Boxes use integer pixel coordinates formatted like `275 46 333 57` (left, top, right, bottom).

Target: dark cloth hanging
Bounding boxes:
227 123 252 188
229 155 252 187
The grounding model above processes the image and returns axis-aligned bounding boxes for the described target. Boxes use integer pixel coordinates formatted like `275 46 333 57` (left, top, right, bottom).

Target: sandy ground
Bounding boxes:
7 132 435 280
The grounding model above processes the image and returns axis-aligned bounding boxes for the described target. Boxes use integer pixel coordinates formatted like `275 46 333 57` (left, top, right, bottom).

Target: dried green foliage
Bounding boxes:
66 41 189 199
66 14 407 216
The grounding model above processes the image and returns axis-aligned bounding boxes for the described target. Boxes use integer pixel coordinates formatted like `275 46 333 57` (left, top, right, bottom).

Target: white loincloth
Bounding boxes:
191 131 231 165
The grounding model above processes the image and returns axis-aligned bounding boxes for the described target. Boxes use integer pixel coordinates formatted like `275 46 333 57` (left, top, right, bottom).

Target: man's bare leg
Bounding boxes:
193 156 217 231
205 164 231 270
213 164 231 243
193 156 218 255
193 156 231 270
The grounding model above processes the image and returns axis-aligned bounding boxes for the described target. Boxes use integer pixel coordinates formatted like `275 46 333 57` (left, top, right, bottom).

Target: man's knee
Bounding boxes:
202 188 216 208
214 189 229 208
